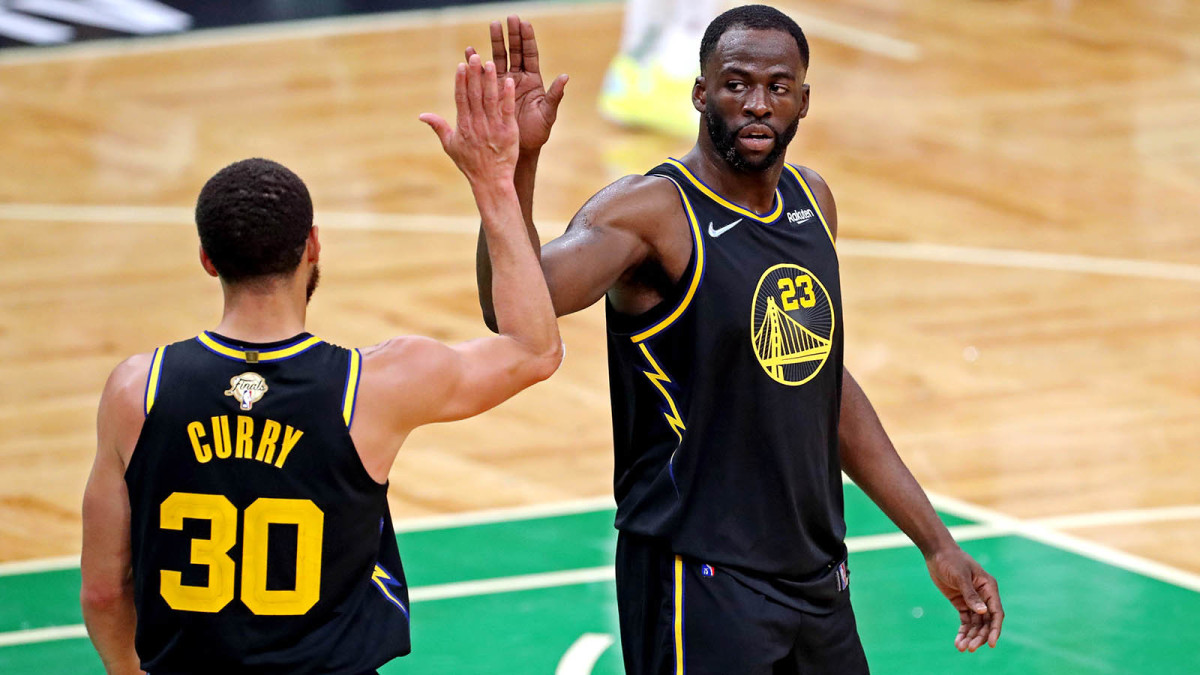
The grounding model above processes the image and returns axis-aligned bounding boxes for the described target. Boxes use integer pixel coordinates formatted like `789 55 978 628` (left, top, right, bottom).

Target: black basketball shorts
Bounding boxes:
615 531 869 675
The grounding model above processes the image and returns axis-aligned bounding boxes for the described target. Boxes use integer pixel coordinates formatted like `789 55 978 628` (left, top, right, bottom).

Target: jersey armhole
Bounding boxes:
143 346 167 416
342 348 363 428
626 175 707 344
785 164 836 248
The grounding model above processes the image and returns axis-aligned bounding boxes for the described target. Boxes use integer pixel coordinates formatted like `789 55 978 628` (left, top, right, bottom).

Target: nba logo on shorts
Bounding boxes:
700 564 716 578
835 562 849 591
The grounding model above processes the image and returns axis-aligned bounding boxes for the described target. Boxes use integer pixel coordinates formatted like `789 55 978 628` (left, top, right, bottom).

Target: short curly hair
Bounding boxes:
699 5 809 72
195 158 313 283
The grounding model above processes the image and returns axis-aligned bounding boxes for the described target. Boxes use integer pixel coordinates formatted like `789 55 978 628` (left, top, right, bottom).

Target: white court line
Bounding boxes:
789 10 920 61
0 624 88 648
557 633 617 675
839 239 1200 284
928 492 1200 594
0 567 617 648
2 503 1199 647
0 0 919 67
394 496 615 533
3 202 1199 285
409 565 613 602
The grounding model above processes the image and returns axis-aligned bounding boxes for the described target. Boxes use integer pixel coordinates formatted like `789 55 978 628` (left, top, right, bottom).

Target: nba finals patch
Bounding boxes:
225 372 268 411
751 263 835 386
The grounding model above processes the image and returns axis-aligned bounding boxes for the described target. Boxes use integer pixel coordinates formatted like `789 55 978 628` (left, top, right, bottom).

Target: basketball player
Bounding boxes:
474 7 1003 673
80 56 558 674
598 0 720 137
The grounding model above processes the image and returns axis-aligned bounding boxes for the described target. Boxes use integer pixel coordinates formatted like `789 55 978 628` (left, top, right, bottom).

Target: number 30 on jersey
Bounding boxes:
159 492 324 616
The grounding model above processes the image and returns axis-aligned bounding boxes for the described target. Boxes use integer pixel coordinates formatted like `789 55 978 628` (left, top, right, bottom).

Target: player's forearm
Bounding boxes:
838 368 957 558
476 151 544 333
474 180 561 364
81 584 142 675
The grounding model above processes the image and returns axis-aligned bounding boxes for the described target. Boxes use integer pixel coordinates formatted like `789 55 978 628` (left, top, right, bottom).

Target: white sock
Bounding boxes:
652 0 722 77
618 0 671 59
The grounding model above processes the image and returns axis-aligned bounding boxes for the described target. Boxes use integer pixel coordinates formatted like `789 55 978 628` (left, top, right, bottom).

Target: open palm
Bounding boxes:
467 16 568 153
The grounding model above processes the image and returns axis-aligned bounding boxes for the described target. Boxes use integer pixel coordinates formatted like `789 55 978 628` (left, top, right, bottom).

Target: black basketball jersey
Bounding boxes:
125 332 410 675
607 159 847 582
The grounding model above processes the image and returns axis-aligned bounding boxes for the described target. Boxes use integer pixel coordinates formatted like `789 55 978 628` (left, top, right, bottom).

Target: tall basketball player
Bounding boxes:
80 56 557 675
474 7 1003 674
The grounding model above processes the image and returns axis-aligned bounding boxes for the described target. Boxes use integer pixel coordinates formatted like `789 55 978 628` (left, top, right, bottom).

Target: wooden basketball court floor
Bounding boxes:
0 0 1198 672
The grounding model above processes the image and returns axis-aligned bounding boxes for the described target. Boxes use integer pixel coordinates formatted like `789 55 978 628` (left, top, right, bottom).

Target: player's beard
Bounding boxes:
305 264 320 304
705 108 799 173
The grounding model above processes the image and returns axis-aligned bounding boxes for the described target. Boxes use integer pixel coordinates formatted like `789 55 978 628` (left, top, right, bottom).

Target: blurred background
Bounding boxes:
0 0 1198 672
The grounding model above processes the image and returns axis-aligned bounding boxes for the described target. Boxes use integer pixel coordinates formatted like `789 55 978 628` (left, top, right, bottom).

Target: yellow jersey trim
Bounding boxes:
666 158 784 223
342 348 362 427
144 346 167 415
196 332 323 363
785 164 836 248
631 178 705 343
674 555 685 674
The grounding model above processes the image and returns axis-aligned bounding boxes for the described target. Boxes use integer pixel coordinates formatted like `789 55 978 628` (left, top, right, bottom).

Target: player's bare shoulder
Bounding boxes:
791 164 838 238
576 173 686 239
103 352 154 412
98 351 155 464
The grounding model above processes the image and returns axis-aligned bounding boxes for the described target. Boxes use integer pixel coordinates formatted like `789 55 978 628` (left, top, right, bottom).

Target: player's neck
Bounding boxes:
684 145 785 215
214 282 308 343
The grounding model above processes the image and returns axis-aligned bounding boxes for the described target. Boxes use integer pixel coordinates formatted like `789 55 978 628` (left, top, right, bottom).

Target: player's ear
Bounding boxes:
798 83 810 119
693 76 706 113
199 245 219 278
306 225 321 264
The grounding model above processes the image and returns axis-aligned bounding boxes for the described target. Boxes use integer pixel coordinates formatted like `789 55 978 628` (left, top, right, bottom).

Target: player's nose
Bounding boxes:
743 85 770 118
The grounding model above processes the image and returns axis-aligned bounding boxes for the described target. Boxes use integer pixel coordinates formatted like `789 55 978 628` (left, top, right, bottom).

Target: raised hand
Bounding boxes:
419 54 519 187
465 15 568 153
926 547 1004 652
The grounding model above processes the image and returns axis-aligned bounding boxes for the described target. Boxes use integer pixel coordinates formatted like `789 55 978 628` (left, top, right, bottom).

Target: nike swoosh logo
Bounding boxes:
708 218 743 238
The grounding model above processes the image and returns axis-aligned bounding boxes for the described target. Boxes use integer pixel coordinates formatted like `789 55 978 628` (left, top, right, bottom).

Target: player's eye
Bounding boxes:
727 81 747 92
771 84 789 95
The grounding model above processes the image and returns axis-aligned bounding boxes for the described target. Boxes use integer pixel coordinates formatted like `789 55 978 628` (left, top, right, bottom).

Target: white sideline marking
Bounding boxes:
0 554 79 577
410 566 613 602
3 203 1199 285
394 496 616 533
556 633 616 675
0 624 88 648
0 567 617 648
3 498 1200 647
839 239 1200 284
928 492 1200 594
790 10 920 62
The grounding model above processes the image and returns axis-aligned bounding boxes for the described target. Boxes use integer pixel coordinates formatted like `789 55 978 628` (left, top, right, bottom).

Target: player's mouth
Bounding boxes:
737 124 775 152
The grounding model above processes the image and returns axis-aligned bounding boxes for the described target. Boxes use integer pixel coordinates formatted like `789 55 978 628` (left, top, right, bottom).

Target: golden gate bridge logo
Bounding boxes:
750 263 835 386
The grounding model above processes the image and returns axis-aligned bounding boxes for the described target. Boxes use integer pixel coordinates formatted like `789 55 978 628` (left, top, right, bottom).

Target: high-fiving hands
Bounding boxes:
465 16 568 154
420 54 519 187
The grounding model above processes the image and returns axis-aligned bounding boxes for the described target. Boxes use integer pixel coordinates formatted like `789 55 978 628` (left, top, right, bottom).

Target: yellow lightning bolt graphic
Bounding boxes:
371 565 405 609
637 343 686 442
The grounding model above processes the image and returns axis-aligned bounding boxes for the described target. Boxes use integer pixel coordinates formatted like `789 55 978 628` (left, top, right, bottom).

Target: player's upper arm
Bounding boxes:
357 332 560 433
540 175 682 315
795 166 838 241
81 355 149 607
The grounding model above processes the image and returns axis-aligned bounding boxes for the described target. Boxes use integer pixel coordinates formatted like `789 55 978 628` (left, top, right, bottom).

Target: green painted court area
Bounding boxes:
2 486 1197 674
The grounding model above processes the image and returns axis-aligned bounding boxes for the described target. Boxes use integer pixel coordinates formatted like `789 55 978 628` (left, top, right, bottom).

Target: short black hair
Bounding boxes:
195 158 313 283
699 5 809 71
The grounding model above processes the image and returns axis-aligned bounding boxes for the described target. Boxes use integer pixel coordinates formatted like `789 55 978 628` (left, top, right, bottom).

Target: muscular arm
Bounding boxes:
800 166 1004 651
82 356 150 675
